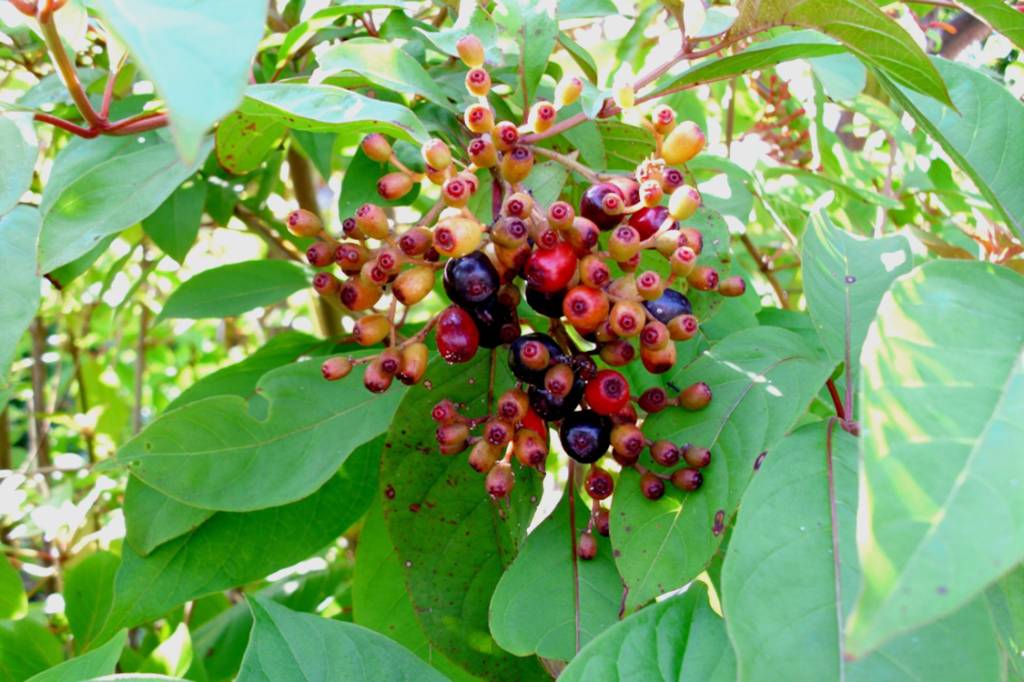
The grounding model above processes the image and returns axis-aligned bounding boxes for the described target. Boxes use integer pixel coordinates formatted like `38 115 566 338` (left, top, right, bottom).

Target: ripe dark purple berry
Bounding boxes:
559 409 612 464
579 182 626 231
643 288 693 325
443 251 500 307
525 286 567 318
508 333 565 385
528 379 585 421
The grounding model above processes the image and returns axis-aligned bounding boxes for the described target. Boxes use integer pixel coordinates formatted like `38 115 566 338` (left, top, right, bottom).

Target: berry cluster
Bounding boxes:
287 34 744 558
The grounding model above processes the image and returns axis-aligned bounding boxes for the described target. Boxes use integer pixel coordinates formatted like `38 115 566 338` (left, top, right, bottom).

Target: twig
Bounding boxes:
739 234 789 308
567 462 582 655
39 13 102 128
0 408 11 471
65 318 95 463
233 205 304 262
133 299 149 435
530 146 601 184
29 317 51 470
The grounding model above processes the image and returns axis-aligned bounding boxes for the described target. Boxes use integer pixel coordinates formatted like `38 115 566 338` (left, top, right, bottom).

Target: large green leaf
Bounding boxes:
157 260 309 321
0 206 40 409
595 121 655 171
987 565 1024 678
489 492 622 661
238 597 447 681
801 211 912 398
650 31 846 97
314 38 452 110
722 422 1005 681
93 0 267 162
65 551 120 653
0 558 26 621
559 583 735 682
846 260 1024 656
882 58 1024 240
381 353 545 681
123 476 213 557
611 327 834 610
729 0 950 106
241 84 429 144
495 0 558 105
520 161 569 209
959 0 1024 51
214 112 286 176
0 112 36 216
94 438 381 647
353 501 482 682
25 631 125 682
118 359 403 511
141 178 206 264
0 619 62 682
38 133 211 273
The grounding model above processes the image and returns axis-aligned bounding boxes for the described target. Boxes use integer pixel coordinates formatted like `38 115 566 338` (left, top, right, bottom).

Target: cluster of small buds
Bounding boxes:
286 32 747 555
751 73 811 167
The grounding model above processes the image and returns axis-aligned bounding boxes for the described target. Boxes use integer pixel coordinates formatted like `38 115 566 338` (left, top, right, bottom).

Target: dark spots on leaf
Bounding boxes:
713 510 725 535
937 586 947 595
754 451 767 470
384 484 395 499
613 549 621 558
423 380 433 390
409 503 421 513
845 275 856 284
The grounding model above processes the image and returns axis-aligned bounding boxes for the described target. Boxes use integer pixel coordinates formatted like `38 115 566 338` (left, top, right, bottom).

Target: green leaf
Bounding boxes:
881 58 1024 240
381 353 545 681
557 32 599 84
559 583 735 682
214 112 286 176
801 211 912 395
273 2 407 75
650 31 846 97
338 148 422 218
0 112 37 216
118 359 404 511
238 597 447 682
987 565 1024 679
958 0 1024 51
25 631 126 682
139 623 192 677
595 121 655 171
166 330 323 411
95 438 381 646
496 0 558 105
558 0 616 19
65 551 120 653
157 260 308 321
38 133 211 273
85 677 187 681
0 206 40 410
141 178 206 264
314 37 453 110
489 491 622 660
93 0 267 162
729 0 951 106
809 52 867 100
722 422 1005 680
0 557 26 620
0 620 62 682
124 476 213 557
290 130 336 180
520 160 569 208
353 501 481 682
846 260 1024 656
242 84 429 144
611 327 834 610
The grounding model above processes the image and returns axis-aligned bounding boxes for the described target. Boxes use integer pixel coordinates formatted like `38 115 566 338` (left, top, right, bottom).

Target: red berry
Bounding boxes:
486 461 515 499
594 508 611 536
435 306 480 364
628 205 677 240
431 399 460 424
683 444 711 468
286 208 322 237
321 357 352 381
525 242 577 293
638 387 669 414
671 467 704 491
584 369 630 416
562 286 610 334
640 471 665 500
650 440 680 467
680 381 712 410
585 466 615 500
306 241 333 267
719 276 746 297
577 531 598 560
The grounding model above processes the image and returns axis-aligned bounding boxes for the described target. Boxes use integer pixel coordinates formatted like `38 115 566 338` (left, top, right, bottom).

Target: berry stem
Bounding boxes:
738 233 790 309
826 378 846 421
32 113 97 138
